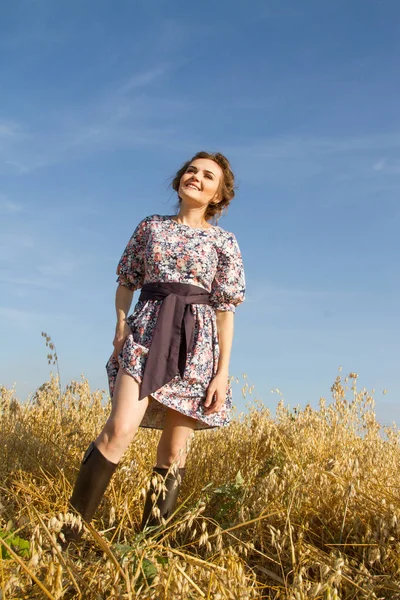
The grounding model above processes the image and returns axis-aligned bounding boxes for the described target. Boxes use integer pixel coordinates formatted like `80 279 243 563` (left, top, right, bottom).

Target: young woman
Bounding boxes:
61 151 245 545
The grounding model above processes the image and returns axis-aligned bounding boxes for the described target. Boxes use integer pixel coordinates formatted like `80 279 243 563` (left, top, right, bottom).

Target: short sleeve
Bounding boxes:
116 217 150 291
210 232 246 312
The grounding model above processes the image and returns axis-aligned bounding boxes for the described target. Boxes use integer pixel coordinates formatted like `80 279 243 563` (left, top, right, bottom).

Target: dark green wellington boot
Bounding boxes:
140 466 186 531
60 442 118 548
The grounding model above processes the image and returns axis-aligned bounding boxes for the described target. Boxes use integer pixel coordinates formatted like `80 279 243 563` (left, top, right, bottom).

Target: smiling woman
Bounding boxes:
172 151 236 224
60 150 246 548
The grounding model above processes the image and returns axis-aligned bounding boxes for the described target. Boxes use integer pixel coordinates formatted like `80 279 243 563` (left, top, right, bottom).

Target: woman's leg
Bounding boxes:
156 408 197 468
62 370 149 545
95 369 149 463
141 408 196 530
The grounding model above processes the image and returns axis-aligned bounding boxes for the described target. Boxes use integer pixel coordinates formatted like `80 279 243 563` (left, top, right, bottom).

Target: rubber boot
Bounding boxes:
59 442 118 548
140 466 185 531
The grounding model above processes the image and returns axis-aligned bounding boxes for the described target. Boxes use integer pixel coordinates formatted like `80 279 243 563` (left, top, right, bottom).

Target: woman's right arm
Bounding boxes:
112 284 134 358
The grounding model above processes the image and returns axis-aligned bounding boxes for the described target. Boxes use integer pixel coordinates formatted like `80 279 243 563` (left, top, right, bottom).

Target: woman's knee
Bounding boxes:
103 418 138 444
156 410 195 467
156 440 189 467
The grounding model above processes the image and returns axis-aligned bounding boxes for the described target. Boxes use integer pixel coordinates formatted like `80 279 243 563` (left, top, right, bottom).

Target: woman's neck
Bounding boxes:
173 208 211 229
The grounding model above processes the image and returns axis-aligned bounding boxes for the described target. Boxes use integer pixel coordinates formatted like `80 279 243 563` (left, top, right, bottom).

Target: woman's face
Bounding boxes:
178 158 223 210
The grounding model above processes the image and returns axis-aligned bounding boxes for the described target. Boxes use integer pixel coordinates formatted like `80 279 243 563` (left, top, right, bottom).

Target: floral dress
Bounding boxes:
106 215 245 430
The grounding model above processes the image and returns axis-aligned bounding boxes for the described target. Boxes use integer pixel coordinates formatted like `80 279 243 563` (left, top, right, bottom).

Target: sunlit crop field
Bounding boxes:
1 370 399 599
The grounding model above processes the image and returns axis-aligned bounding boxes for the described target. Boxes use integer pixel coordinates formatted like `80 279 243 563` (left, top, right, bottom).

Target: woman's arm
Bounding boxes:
112 285 134 358
203 310 235 415
215 310 234 375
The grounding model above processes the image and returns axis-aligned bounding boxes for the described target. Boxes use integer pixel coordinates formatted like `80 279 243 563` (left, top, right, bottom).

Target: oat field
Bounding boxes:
1 370 399 599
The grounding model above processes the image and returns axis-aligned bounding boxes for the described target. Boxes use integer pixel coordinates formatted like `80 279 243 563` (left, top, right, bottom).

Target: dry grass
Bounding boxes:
1 371 400 599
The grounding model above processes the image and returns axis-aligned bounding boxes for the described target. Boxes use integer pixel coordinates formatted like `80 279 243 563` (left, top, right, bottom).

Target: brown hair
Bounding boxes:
171 151 236 223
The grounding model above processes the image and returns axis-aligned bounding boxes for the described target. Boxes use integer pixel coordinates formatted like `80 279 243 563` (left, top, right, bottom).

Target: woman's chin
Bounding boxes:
179 194 208 208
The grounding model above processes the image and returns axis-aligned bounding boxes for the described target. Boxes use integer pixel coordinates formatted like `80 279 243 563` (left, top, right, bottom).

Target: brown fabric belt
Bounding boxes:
138 282 211 400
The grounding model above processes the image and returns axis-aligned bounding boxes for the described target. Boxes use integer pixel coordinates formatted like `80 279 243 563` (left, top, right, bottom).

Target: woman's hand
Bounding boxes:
203 372 228 415
112 321 132 359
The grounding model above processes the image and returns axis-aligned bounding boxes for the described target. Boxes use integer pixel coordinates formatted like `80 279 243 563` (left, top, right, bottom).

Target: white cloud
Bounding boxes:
37 258 80 277
223 133 400 190
0 233 35 263
228 132 400 162
0 195 23 214
0 64 190 175
0 120 33 173
245 284 355 307
0 120 24 139
372 158 400 175
118 65 173 95
0 305 67 330
0 275 62 291
0 306 37 322
373 158 386 171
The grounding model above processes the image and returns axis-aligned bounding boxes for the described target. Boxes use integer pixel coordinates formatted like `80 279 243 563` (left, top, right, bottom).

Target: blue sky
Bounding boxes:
1 0 399 425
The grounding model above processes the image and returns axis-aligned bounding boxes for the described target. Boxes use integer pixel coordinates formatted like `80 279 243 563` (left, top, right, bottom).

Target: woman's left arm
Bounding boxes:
203 310 234 415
